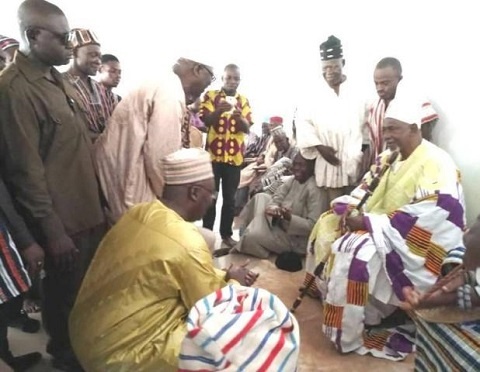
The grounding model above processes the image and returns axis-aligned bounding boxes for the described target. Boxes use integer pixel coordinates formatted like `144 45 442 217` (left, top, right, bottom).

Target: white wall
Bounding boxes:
2 0 479 223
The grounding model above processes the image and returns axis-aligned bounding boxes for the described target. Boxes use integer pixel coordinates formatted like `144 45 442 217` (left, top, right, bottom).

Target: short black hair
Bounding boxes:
224 63 239 71
376 57 402 76
101 54 119 64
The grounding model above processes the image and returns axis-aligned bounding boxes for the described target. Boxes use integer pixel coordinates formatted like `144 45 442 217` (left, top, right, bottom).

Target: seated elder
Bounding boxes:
244 118 272 159
234 116 282 214
302 94 466 360
69 148 258 371
251 126 298 196
234 152 322 259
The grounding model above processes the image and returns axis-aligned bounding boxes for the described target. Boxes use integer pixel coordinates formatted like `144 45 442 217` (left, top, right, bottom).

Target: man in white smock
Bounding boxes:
296 35 363 213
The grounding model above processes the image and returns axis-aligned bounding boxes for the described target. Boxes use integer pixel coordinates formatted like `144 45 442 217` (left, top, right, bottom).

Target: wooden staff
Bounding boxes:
421 264 465 300
290 151 399 314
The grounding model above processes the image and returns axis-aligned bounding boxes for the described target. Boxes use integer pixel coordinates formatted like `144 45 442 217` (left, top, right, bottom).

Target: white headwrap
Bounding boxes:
384 88 423 126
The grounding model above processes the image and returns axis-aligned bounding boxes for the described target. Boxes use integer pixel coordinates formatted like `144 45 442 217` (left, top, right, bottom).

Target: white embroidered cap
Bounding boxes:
162 148 213 185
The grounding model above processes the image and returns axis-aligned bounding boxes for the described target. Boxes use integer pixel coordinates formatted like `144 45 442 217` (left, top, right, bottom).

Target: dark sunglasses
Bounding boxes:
32 26 73 46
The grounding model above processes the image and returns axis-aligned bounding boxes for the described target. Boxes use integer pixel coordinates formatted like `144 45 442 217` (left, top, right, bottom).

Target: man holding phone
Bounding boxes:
200 64 254 248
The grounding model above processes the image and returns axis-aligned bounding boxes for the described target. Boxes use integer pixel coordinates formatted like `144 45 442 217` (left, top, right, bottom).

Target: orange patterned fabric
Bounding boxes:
405 224 432 257
363 330 391 351
346 280 368 306
200 90 253 166
323 303 343 329
424 241 447 276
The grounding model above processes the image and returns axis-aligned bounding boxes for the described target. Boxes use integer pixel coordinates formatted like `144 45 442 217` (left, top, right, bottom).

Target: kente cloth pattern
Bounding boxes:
178 284 300 371
303 141 465 360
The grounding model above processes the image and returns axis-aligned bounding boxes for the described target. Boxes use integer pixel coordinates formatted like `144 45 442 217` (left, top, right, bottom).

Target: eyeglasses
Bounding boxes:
191 184 217 199
32 26 73 46
200 64 216 82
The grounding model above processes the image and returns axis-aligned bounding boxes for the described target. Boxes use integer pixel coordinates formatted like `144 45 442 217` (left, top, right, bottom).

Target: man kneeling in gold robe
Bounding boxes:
69 148 257 371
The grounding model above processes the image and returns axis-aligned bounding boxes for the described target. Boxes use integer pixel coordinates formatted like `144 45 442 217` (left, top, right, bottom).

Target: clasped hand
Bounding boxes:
400 271 465 311
317 145 341 166
265 206 292 221
226 261 259 286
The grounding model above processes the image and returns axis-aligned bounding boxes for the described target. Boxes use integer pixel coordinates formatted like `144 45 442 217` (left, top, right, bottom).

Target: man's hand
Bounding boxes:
440 273 465 293
317 145 340 166
265 205 282 217
231 109 250 133
280 207 292 221
345 215 366 231
226 263 259 286
400 285 459 310
256 154 265 166
216 100 233 114
21 243 45 278
399 287 422 311
45 234 78 272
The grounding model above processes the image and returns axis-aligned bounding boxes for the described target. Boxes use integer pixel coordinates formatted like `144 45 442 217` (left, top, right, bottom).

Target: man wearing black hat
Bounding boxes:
296 35 363 214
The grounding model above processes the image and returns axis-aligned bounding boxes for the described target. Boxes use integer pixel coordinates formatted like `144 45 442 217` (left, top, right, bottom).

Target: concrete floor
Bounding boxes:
8 194 415 371
9 244 414 371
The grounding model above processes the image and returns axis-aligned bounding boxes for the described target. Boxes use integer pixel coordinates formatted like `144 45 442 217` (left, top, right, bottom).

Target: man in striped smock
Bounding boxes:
0 176 44 370
64 29 118 141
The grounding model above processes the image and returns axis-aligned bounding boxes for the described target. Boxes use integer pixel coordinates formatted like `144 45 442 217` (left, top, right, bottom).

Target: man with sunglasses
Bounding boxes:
0 0 106 370
95 53 215 224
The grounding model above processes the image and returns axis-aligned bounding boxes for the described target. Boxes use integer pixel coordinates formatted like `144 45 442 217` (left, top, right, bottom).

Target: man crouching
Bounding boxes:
69 148 258 371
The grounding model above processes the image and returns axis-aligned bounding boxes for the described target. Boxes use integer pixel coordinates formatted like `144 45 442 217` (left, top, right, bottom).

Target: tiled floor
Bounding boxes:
8 197 414 371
